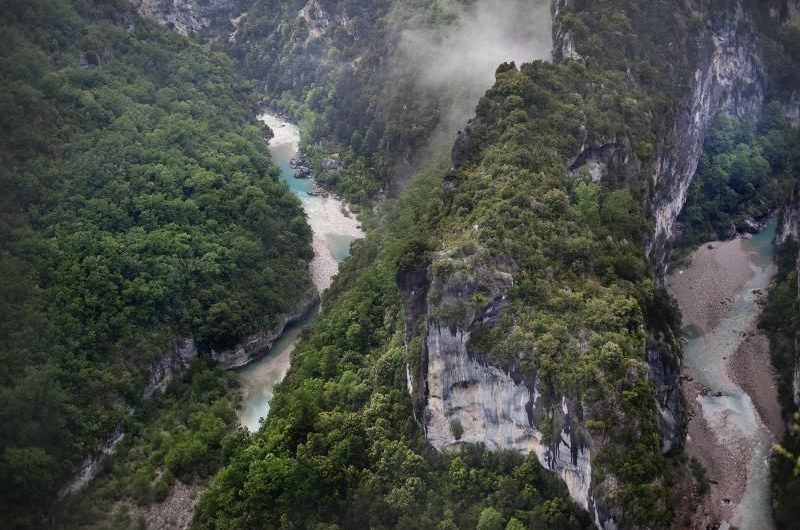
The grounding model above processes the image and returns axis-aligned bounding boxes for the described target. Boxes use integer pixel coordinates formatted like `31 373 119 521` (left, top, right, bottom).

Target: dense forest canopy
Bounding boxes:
0 0 312 524
2 0 800 528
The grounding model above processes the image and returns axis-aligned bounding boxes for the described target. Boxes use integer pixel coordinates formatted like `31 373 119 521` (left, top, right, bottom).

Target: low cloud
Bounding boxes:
394 0 553 137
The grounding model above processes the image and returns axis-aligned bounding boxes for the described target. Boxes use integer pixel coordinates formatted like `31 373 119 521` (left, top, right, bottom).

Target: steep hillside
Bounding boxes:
194 1 800 529
0 0 312 525
218 0 552 203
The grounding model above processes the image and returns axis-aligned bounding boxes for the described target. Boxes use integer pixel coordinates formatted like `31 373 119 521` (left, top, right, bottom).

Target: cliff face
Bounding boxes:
211 287 319 369
399 255 620 528
551 0 580 62
129 0 242 35
648 0 766 272
401 3 778 526
144 336 198 398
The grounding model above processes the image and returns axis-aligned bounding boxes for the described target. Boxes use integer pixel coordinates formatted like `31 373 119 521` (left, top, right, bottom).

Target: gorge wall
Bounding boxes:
648 0 766 272
398 256 614 527
400 1 787 528
129 0 242 34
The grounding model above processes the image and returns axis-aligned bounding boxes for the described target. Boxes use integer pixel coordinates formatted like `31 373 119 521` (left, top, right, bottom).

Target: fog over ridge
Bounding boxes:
387 0 553 174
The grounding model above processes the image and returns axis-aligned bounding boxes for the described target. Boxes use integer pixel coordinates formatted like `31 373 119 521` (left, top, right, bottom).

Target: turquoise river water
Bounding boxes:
236 113 361 431
682 221 777 529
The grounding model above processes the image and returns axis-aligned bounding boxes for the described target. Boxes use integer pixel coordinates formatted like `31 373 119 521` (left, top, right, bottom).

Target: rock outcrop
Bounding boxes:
551 0 581 62
398 252 617 528
129 0 242 35
646 343 684 454
58 427 125 500
211 287 319 369
144 336 198 398
566 134 641 186
451 122 481 170
778 184 800 245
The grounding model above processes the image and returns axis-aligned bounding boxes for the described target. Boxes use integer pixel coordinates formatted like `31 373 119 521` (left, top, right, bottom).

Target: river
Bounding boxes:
236 112 363 431
668 221 779 529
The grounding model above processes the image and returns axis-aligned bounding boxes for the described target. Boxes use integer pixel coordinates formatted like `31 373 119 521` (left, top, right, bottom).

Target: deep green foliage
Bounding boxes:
427 60 676 527
194 163 592 529
677 109 797 248
53 361 245 529
0 0 311 524
761 238 800 529
193 1 713 528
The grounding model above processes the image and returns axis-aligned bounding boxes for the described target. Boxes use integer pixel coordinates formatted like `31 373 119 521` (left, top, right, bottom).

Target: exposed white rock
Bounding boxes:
130 0 240 35
794 349 800 409
649 0 765 270
777 186 800 245
551 0 581 61
299 0 329 38
423 322 596 513
783 92 800 129
211 287 318 369
58 427 124 500
144 336 197 398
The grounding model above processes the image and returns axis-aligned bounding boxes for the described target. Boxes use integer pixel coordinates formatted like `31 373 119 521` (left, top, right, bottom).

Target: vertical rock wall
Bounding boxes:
648 0 766 272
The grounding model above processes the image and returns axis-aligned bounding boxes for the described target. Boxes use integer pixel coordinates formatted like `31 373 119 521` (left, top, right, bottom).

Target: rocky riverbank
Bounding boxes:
667 229 779 529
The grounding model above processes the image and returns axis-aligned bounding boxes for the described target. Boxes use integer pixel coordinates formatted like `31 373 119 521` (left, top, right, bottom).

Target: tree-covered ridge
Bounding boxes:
423 59 680 526
194 63 680 530
0 0 311 524
194 161 593 529
192 1 737 527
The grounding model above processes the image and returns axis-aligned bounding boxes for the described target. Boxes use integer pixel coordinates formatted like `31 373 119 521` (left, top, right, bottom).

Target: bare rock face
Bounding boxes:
551 0 581 62
648 0 766 272
566 135 641 186
58 427 125 500
646 343 684 454
129 0 241 35
144 336 198 398
451 121 481 169
398 252 618 528
777 184 800 246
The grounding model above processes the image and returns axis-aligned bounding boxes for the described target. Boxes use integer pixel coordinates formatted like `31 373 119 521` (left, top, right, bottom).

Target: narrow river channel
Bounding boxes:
668 221 779 529
236 112 363 431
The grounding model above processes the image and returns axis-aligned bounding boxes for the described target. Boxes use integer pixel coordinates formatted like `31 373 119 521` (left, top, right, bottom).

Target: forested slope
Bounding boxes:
221 0 550 203
194 1 800 528
195 1 693 527
0 0 312 525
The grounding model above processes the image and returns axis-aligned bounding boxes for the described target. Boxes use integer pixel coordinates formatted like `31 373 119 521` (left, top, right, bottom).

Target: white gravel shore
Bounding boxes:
258 111 300 147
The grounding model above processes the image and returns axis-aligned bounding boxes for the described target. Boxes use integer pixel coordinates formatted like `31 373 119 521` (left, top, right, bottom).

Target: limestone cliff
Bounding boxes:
398 253 620 528
551 0 580 62
129 0 242 35
648 0 766 272
144 336 198 398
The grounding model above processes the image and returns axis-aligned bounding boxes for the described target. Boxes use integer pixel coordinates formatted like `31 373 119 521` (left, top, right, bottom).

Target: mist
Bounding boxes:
391 0 553 162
